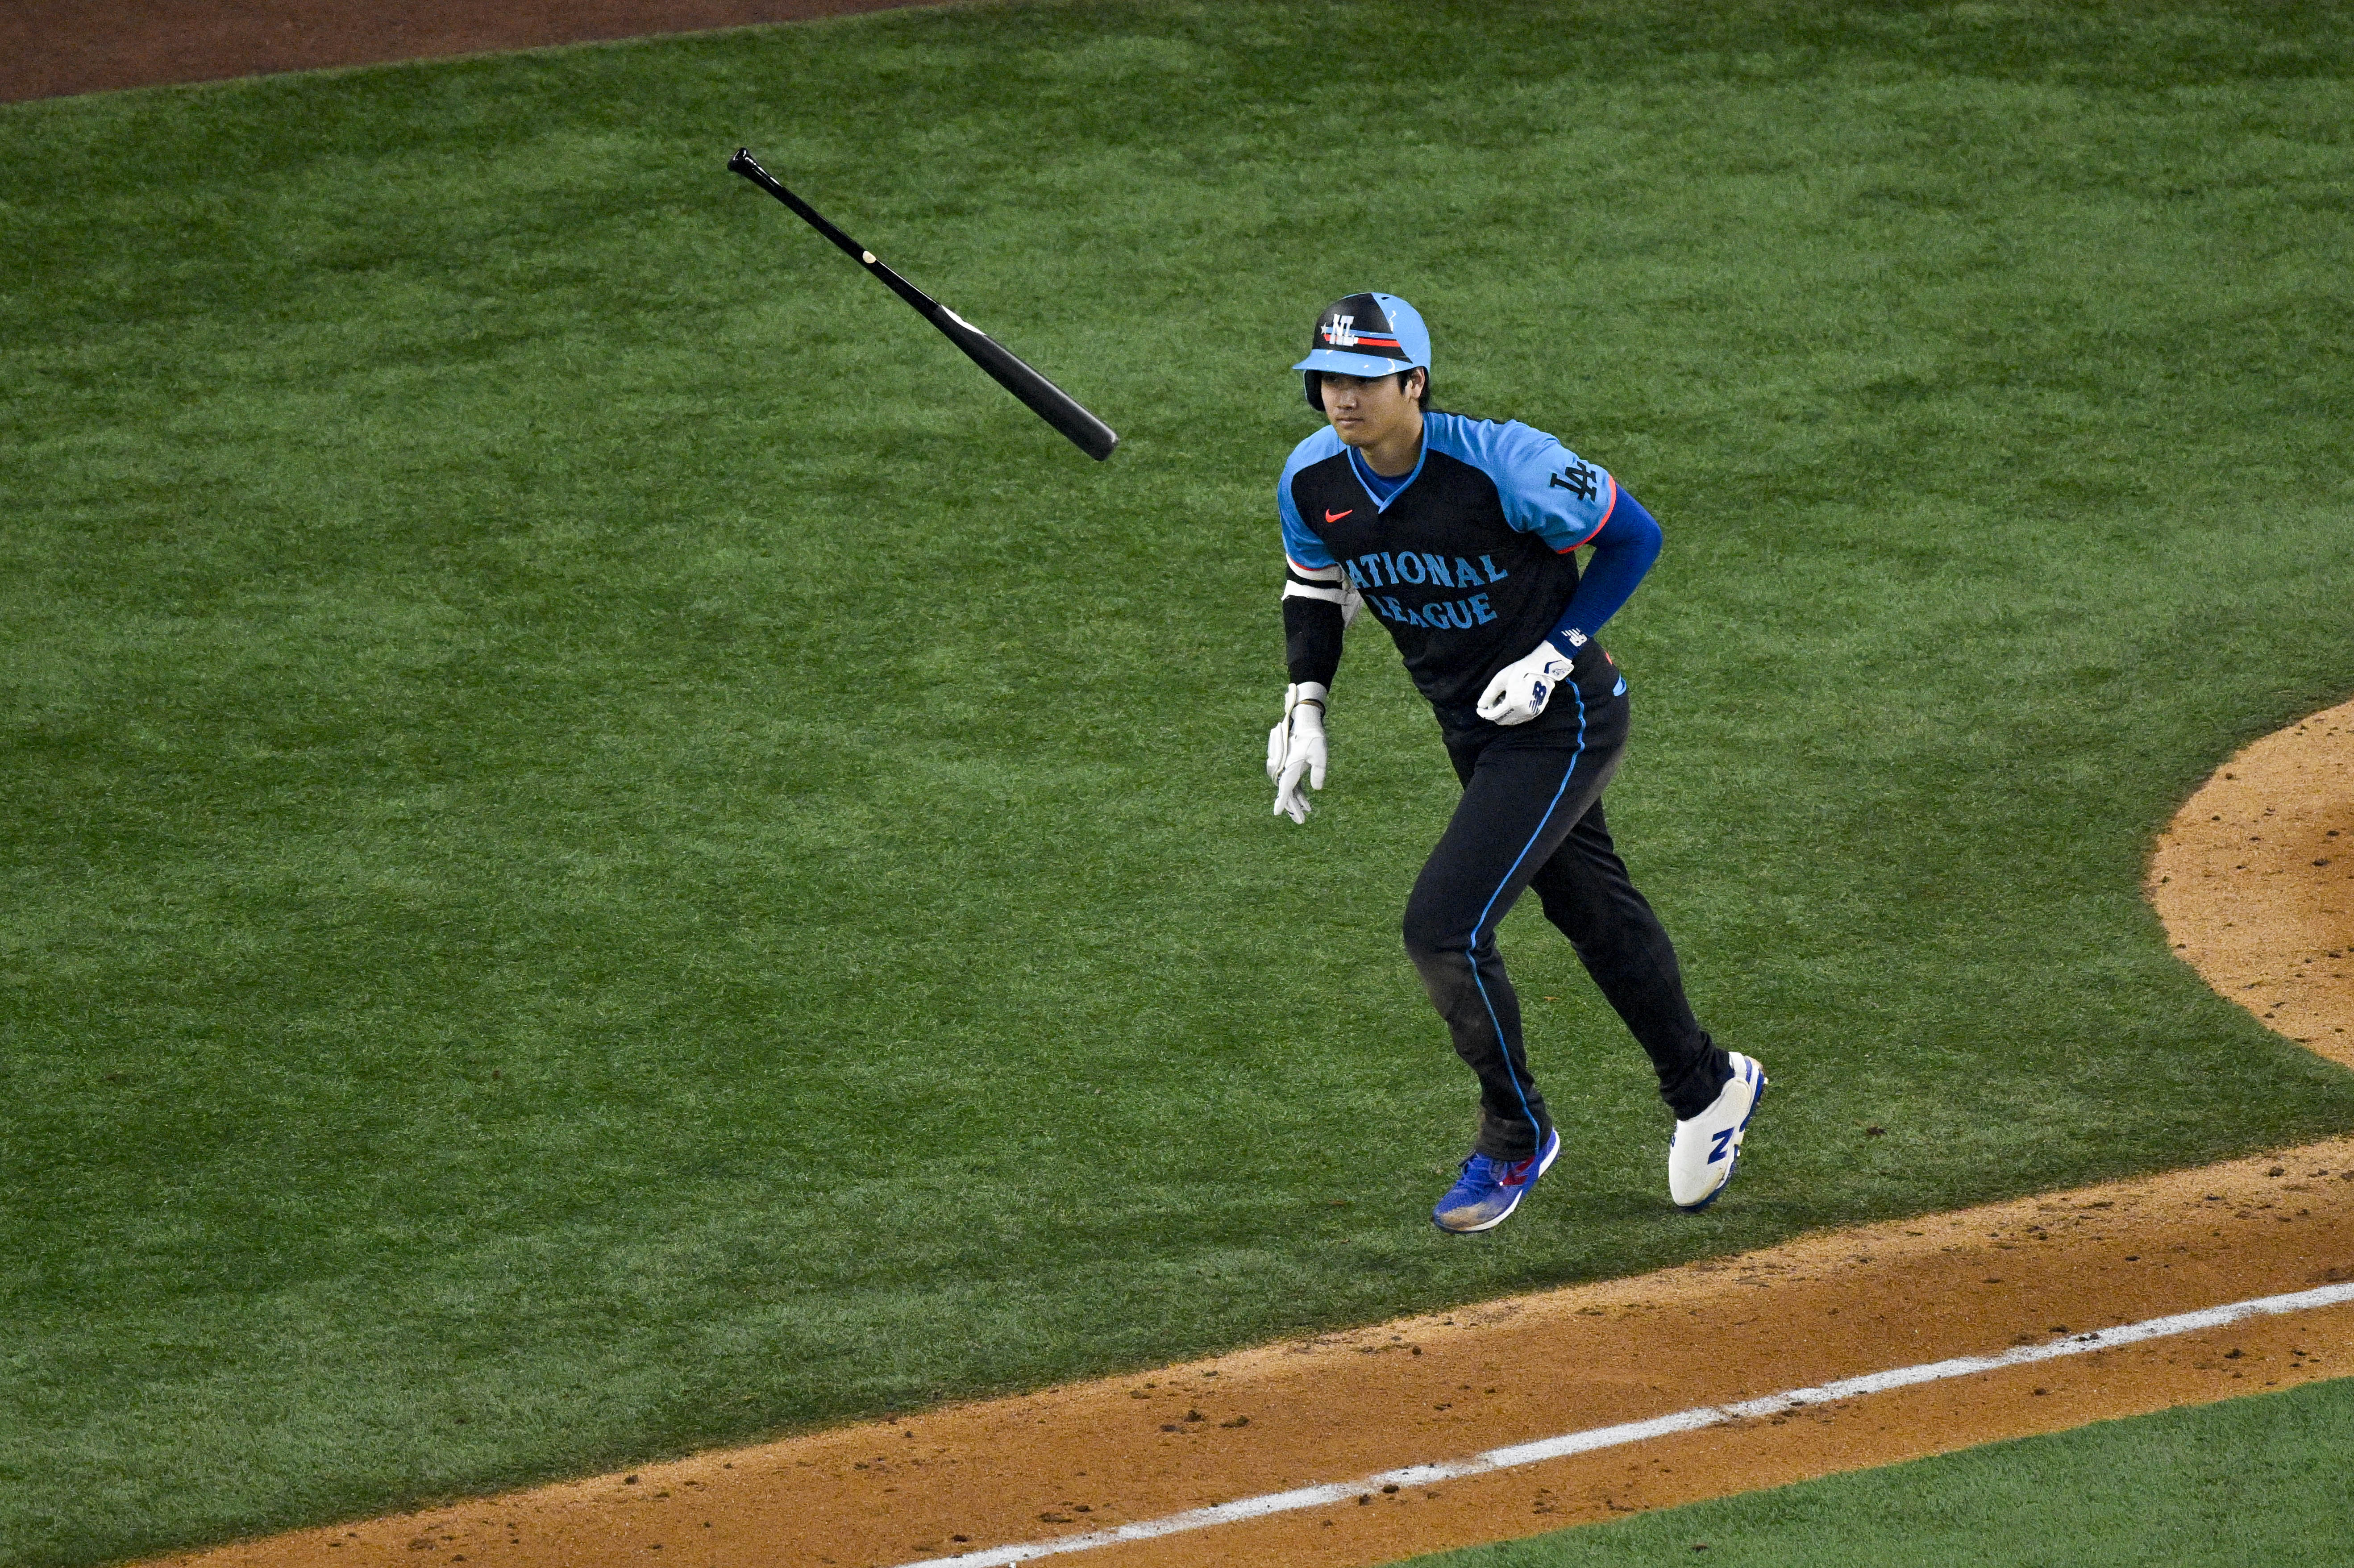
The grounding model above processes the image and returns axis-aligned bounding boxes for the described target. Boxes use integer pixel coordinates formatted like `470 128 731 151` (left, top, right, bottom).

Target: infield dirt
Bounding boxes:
146 700 2354 1568
2150 700 2354 1074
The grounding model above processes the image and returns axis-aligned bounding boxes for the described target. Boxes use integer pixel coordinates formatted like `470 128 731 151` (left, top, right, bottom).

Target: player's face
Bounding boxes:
1319 370 1424 452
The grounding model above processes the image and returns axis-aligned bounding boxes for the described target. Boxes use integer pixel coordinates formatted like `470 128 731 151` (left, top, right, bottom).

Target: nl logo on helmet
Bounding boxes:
1323 314 1401 353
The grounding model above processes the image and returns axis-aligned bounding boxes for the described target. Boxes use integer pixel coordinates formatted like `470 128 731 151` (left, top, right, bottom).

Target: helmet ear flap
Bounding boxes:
1302 370 1325 412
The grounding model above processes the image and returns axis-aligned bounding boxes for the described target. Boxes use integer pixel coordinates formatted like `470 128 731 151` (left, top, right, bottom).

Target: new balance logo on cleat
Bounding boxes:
1668 1053 1768 1211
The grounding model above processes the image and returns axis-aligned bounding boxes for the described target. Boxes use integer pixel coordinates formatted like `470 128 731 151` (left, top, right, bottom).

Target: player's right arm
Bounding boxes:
1269 469 1348 823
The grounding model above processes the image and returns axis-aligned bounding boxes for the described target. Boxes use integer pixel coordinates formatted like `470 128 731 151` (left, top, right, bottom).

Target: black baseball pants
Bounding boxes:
1402 689 1730 1161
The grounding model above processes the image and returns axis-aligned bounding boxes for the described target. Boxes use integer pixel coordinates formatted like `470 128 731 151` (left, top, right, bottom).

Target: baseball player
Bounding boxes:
1266 292 1766 1233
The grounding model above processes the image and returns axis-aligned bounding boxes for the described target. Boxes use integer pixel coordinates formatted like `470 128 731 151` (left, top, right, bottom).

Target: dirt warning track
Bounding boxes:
0 0 951 104
153 701 2354 1568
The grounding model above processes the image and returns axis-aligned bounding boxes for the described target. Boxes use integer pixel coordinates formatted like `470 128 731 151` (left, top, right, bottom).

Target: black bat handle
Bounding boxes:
727 148 938 319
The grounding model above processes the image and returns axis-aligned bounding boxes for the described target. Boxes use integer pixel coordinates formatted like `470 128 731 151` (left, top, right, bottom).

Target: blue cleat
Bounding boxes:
1431 1127 1562 1233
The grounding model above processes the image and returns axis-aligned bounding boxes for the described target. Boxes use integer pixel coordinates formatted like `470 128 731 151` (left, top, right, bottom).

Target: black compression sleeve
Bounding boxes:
1284 595 1345 689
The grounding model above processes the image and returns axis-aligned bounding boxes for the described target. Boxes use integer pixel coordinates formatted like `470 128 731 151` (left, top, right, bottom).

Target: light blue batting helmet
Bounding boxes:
1293 292 1431 409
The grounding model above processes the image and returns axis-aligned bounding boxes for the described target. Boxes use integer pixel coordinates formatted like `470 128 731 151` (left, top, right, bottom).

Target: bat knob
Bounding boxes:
728 147 758 175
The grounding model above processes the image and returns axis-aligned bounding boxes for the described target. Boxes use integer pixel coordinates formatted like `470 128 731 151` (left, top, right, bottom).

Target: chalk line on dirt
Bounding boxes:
903 1280 2354 1568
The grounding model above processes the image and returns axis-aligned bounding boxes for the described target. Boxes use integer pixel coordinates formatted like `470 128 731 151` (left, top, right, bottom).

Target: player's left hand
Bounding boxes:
1476 640 1574 726
1267 682 1328 823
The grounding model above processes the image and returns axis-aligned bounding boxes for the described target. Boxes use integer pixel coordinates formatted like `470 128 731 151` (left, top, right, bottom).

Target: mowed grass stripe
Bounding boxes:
4 2 2354 1564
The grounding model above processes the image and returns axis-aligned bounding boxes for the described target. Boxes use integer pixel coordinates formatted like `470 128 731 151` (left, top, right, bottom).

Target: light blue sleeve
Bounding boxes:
1277 429 1343 570
1426 415 1618 553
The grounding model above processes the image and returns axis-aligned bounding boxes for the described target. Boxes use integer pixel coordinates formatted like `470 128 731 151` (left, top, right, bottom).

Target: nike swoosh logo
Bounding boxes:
1325 508 1353 522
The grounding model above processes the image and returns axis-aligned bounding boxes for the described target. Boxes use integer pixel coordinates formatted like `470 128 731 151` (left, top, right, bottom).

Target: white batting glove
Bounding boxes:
1476 640 1574 727
1265 682 1328 824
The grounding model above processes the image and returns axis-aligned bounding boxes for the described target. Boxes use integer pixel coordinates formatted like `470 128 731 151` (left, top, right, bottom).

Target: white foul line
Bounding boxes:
896 1280 2354 1568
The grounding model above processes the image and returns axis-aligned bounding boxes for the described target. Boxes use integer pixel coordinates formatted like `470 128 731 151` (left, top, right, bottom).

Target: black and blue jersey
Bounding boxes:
1279 412 1631 732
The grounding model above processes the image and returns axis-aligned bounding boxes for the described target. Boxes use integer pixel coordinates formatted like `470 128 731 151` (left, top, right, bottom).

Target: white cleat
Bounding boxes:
1668 1052 1768 1211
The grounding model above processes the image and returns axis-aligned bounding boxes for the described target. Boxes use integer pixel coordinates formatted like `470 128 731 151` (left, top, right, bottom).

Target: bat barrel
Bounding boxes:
940 309 1119 460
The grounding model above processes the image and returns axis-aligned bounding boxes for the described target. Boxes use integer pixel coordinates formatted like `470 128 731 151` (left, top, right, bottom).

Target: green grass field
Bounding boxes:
1395 1376 2354 1568
5 1 2354 1562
